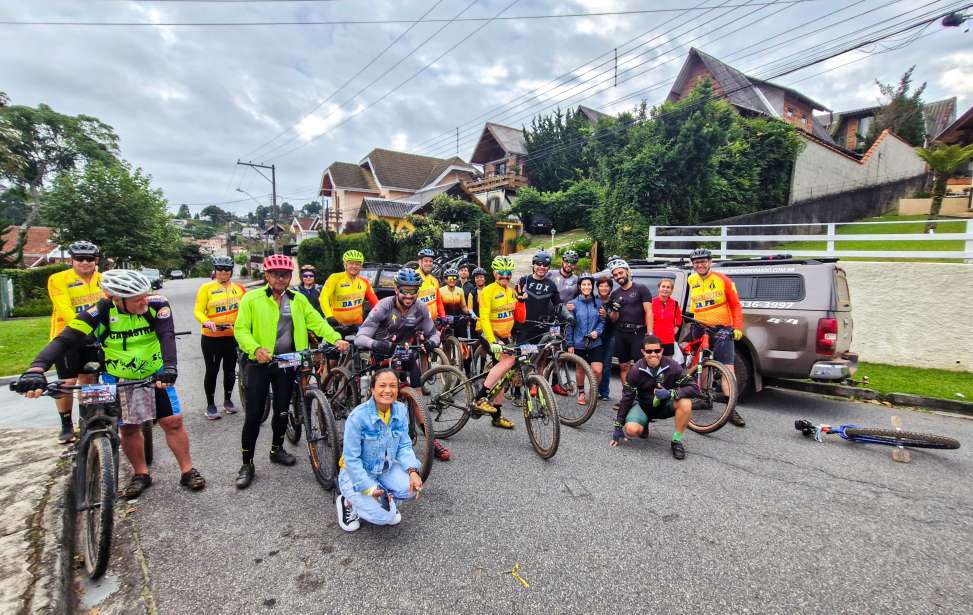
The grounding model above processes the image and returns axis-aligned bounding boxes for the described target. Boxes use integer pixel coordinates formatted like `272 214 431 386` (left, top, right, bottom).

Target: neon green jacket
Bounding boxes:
234 285 340 359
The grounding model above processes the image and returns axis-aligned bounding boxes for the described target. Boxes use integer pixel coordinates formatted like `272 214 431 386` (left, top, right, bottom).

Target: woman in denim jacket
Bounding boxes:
335 369 423 532
565 274 605 407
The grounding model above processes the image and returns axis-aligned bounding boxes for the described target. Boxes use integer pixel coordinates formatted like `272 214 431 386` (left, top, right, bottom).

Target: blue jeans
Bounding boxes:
598 329 616 398
338 463 414 525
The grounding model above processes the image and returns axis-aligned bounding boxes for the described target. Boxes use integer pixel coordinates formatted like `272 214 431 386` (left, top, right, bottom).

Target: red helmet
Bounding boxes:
262 254 294 272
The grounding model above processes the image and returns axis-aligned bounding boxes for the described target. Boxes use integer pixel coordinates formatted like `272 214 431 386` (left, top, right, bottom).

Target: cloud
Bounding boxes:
295 102 367 142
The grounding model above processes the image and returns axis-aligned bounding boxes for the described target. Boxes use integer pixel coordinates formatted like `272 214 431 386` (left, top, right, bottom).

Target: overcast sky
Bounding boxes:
3 0 971 215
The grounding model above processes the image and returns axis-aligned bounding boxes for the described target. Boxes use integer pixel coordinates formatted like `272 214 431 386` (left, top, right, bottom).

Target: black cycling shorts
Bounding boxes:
54 344 102 379
614 330 645 364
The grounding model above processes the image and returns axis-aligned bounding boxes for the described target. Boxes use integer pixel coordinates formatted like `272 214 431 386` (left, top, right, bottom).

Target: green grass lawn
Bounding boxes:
522 228 589 250
0 317 50 375
780 214 968 262
856 361 973 402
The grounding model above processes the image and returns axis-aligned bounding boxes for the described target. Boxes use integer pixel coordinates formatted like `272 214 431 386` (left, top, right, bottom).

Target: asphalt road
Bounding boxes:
99 278 972 614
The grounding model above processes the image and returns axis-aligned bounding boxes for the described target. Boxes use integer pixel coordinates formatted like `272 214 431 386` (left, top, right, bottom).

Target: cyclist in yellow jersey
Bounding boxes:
471 256 523 429
320 250 379 328
415 247 445 321
194 255 247 419
46 241 103 443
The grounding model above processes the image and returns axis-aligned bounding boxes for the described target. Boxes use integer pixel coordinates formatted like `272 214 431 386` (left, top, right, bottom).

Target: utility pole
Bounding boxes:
237 160 278 253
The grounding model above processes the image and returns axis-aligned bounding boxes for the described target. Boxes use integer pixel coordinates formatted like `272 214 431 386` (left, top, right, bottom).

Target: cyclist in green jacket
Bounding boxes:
233 254 349 489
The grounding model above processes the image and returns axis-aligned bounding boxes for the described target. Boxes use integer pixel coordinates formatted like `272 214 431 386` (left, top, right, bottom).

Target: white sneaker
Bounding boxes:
335 495 360 532
389 511 402 526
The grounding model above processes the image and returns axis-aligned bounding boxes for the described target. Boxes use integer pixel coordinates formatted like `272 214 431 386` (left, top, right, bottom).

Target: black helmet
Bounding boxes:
472 267 487 277
689 248 712 261
532 251 552 266
68 240 99 257
417 248 435 259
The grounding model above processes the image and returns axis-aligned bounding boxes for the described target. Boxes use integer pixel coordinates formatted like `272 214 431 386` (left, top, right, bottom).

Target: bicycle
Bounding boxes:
678 315 737 434
526 317 598 427
321 342 436 481
418 342 561 459
794 419 960 450
271 345 341 489
405 250 476 280
437 314 474 369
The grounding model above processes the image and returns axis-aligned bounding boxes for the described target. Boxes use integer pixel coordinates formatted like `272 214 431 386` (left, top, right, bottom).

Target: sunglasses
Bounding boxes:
446 276 458 281
215 266 233 272
73 256 97 263
266 270 291 278
642 348 664 355
301 273 315 278
397 287 419 296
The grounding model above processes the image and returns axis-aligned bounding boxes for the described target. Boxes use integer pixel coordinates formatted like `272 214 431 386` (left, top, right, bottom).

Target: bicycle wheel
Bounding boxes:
322 367 358 445
843 428 960 450
286 385 303 444
302 389 340 490
544 353 597 427
470 345 494 377
442 336 464 368
141 421 153 467
688 359 736 434
79 436 115 579
524 374 560 459
261 389 273 425
418 365 472 439
399 387 434 481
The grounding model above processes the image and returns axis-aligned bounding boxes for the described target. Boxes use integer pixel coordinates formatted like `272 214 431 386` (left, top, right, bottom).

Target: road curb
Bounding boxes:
27 461 72 615
768 379 973 417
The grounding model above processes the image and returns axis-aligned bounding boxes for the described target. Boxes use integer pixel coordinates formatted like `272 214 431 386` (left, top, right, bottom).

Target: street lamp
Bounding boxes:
550 228 556 251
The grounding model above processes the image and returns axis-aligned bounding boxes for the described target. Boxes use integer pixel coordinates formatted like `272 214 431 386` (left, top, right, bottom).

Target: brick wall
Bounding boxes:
845 118 859 150
782 96 813 133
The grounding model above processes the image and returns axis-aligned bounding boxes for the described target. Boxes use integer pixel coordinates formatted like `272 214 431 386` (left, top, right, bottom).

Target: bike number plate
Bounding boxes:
549 325 560 335
520 344 539 355
80 384 117 404
276 353 302 368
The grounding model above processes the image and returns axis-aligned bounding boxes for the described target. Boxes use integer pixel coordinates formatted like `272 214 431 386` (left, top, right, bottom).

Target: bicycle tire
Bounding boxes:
470 345 494 377
302 389 339 490
399 387 434 481
843 428 960 450
524 374 560 459
544 353 597 427
442 336 464 368
286 385 303 444
321 367 358 444
81 436 115 579
418 365 472 439
688 359 736 434
141 421 153 467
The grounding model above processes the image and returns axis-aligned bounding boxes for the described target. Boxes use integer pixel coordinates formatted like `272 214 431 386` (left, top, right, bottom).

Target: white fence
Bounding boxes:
648 219 973 263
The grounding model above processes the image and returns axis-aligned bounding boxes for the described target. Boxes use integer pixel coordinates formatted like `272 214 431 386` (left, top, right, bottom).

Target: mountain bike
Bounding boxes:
437 315 473 369
527 317 598 427
418 342 561 459
405 250 476 279
678 315 736 434
321 342 435 481
795 419 960 449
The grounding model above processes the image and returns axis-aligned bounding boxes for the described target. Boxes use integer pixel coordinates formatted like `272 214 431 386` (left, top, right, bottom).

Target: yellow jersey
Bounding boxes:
193 280 247 337
320 272 378 326
479 282 518 343
47 268 102 339
687 271 743 329
417 272 442 320
439 284 466 316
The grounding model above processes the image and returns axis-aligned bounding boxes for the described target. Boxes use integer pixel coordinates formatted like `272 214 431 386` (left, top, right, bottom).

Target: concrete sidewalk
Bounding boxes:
0 428 70 615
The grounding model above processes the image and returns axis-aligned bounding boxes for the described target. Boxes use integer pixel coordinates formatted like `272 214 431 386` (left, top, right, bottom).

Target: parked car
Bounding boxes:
169 269 185 280
526 213 553 235
626 256 857 396
141 268 163 290
358 262 404 301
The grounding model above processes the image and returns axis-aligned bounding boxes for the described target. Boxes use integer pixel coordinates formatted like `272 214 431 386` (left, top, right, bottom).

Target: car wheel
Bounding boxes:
733 348 754 400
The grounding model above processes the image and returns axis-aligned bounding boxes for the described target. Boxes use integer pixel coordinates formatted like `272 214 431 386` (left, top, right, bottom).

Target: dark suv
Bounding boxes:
627 257 857 396
358 262 403 301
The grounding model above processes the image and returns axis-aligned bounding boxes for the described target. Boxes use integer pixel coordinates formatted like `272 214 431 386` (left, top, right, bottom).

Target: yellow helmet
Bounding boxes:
491 255 515 273
342 249 364 264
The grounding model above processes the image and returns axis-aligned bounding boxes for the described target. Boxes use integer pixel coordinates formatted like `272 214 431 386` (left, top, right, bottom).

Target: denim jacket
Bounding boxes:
565 295 604 350
342 398 420 493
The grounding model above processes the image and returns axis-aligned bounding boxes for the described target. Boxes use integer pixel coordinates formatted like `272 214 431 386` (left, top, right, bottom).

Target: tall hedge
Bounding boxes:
2 263 70 317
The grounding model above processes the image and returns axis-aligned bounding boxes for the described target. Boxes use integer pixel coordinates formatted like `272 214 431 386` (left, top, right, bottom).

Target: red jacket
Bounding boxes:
651 296 682 345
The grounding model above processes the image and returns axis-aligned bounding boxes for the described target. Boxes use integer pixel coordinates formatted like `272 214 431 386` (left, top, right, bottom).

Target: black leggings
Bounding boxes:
241 363 294 464
201 335 238 405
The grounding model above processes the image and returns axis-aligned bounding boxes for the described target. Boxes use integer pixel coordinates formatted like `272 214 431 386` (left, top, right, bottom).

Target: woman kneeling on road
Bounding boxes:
336 369 423 532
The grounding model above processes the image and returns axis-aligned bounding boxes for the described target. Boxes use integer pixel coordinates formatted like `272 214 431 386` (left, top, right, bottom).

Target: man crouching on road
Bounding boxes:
610 335 699 460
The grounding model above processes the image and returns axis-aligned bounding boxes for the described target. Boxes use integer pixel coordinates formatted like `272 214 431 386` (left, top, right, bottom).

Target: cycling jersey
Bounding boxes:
687 271 742 329
548 269 579 303
478 282 519 343
417 272 444 320
354 296 439 352
614 357 700 427
438 285 466 316
320 273 379 326
236 286 341 359
466 286 485 332
47 268 102 339
193 280 246 337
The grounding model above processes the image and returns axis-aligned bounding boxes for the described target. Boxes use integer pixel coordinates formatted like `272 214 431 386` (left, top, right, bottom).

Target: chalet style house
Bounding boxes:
821 97 956 152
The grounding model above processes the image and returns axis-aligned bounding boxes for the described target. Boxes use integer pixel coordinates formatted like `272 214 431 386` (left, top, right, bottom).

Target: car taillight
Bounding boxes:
816 318 838 355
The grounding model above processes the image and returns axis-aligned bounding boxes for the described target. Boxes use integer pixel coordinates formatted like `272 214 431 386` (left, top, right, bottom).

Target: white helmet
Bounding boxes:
606 258 629 272
100 269 152 298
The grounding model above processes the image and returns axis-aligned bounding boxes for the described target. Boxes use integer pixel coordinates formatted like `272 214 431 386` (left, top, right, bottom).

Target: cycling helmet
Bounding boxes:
262 254 294 271
491 255 515 273
300 264 315 271
578 273 595 286
532 251 552 266
606 258 629 272
472 267 487 277
562 249 580 264
689 248 712 261
394 268 422 288
417 248 435 259
212 255 234 268
68 240 99 257
444 268 459 278
342 249 364 263
100 269 151 298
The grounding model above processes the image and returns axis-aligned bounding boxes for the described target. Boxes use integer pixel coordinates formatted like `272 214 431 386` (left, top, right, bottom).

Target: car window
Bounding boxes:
143 268 160 276
835 269 851 310
376 269 398 289
634 273 678 293
727 275 755 298
750 275 804 301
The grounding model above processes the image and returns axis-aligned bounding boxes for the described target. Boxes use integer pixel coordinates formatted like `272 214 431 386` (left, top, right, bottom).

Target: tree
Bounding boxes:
865 66 927 148
523 108 591 192
43 161 179 266
915 143 973 231
300 201 322 217
176 203 191 219
368 218 398 263
200 204 232 225
400 196 497 265
279 202 295 219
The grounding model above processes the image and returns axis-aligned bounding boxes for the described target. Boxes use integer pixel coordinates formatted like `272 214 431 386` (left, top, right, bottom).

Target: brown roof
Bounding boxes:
936 104 973 145
826 97 957 141
325 162 379 191
1 226 54 259
361 149 476 191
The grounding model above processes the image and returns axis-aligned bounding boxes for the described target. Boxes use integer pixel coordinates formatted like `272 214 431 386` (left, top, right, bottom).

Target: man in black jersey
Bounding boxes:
515 251 561 345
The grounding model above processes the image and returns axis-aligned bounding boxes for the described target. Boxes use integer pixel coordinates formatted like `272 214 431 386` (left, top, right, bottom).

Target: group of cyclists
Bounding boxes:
13 239 747 531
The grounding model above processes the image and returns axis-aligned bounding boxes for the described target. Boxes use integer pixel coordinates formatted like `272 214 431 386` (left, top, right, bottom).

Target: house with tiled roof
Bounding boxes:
290 215 321 241
357 181 483 234
319 149 477 232
0 226 67 268
821 97 957 152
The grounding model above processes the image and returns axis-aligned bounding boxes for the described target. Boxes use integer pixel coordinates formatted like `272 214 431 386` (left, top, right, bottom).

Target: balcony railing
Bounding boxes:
463 173 528 193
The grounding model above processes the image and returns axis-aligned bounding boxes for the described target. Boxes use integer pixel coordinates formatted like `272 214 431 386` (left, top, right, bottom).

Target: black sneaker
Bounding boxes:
729 410 746 427
269 447 297 466
235 463 255 489
57 423 75 445
671 440 686 460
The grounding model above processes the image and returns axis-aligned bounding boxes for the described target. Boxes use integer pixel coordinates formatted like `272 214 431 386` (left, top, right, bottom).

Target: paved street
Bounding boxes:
93 278 972 614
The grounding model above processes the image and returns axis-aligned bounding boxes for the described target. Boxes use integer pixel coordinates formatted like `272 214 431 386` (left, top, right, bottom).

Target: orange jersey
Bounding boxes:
438 285 466 316
687 271 743 329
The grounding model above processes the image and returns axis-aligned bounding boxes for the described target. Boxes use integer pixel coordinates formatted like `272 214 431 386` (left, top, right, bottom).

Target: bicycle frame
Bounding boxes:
804 422 907 446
